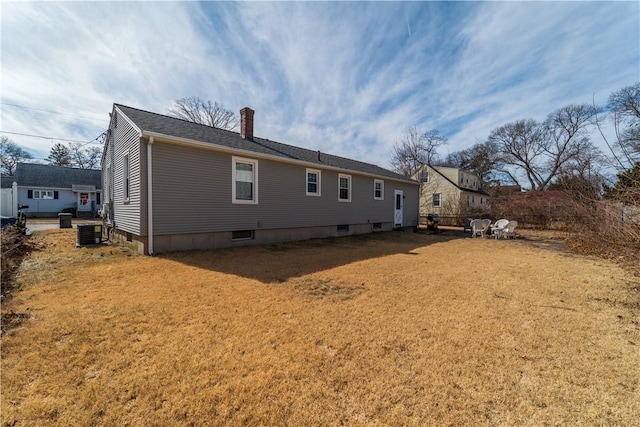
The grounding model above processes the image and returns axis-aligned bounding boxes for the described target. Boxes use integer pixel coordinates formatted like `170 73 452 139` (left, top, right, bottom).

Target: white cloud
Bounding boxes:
1 1 637 169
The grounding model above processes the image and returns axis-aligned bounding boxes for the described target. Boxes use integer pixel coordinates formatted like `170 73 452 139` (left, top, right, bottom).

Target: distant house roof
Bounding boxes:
5 163 102 189
488 184 522 198
115 104 417 184
424 165 490 196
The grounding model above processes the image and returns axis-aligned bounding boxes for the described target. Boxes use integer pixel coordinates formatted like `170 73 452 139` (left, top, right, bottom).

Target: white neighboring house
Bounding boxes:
0 163 102 218
415 165 490 223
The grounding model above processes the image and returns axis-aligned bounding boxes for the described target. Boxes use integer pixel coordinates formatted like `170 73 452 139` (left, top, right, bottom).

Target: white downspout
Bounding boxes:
11 181 18 216
147 136 154 255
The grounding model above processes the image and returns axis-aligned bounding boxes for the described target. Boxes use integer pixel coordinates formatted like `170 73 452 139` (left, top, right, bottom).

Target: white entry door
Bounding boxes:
394 190 403 229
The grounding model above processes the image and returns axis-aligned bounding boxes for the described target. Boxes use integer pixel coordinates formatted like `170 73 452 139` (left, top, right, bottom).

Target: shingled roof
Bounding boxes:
115 104 417 183
424 165 490 196
5 163 102 189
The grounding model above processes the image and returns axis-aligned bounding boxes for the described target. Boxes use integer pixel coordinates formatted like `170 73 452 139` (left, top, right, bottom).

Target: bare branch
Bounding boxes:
168 96 239 131
390 126 447 177
0 136 32 175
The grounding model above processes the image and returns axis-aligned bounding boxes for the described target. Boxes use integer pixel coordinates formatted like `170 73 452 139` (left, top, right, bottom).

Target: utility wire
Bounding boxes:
0 130 105 145
1 102 107 123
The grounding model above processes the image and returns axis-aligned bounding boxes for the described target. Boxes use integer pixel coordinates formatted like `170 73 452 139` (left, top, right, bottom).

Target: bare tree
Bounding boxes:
607 82 640 165
440 140 516 187
0 136 32 175
488 105 598 191
487 119 545 190
168 96 239 131
541 104 599 183
390 126 447 177
68 143 102 169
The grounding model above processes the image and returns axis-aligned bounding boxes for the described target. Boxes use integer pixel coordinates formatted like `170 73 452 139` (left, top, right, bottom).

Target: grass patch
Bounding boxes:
1 228 639 426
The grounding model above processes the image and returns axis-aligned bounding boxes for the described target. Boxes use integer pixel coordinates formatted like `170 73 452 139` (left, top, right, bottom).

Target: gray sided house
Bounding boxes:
1 163 102 218
102 104 420 254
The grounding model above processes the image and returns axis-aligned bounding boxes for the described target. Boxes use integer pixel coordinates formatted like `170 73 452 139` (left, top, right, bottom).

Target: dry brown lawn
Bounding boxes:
1 228 639 426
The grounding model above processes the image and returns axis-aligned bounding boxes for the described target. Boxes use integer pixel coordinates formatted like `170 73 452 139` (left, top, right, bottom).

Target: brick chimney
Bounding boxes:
240 107 254 140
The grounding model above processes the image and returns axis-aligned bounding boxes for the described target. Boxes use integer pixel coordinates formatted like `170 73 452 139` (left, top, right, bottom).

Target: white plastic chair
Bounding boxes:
491 219 509 239
503 220 518 239
470 219 491 238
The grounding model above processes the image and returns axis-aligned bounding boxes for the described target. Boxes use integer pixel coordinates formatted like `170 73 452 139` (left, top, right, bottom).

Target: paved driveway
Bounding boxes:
26 219 102 232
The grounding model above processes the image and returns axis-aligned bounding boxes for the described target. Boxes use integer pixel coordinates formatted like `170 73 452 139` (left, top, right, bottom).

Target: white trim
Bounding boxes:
114 105 143 136
32 190 55 199
374 179 384 200
147 136 154 255
232 156 259 204
432 193 442 207
394 189 404 228
141 130 419 186
338 173 351 202
306 168 321 196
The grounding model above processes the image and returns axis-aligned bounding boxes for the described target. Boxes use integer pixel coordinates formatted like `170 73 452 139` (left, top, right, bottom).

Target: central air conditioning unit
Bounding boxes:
77 224 103 246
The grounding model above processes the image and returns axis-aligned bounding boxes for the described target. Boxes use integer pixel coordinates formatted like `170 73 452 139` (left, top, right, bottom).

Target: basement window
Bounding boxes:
372 223 382 230
337 224 349 232
232 230 254 241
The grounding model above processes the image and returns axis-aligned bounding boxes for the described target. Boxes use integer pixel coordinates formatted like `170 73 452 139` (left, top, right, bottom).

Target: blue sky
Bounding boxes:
1 1 638 170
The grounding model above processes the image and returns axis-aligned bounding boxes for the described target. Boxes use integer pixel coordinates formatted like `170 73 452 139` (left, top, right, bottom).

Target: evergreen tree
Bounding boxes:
47 143 73 166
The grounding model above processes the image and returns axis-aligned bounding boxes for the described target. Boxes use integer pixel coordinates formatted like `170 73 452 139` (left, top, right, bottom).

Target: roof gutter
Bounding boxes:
147 136 154 255
140 130 419 186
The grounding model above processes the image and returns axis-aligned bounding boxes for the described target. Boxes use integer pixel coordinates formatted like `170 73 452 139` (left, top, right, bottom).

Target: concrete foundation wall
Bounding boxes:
115 222 394 254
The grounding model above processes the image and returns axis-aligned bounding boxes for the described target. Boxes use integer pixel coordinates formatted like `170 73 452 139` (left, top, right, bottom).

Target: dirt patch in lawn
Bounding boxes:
1 228 639 426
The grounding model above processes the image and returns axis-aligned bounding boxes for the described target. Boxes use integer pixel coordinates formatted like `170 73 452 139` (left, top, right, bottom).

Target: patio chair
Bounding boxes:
503 220 518 239
491 219 509 239
470 219 491 238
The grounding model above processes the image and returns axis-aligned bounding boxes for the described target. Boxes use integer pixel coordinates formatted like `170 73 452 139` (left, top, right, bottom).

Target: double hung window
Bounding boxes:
433 193 441 207
374 179 384 200
338 174 351 202
306 169 321 196
233 157 258 204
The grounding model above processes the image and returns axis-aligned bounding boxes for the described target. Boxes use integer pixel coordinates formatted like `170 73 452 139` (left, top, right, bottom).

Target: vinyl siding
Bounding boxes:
110 110 144 235
19 188 75 214
151 142 418 235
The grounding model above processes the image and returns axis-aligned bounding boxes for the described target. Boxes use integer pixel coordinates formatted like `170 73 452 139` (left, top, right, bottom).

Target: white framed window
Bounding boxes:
306 168 321 196
338 173 351 202
374 179 384 200
432 193 441 207
123 152 130 200
232 156 258 204
34 190 54 199
420 171 429 183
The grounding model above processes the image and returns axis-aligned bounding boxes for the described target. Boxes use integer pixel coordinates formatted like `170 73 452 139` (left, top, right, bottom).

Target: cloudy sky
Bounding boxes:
1 1 638 169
